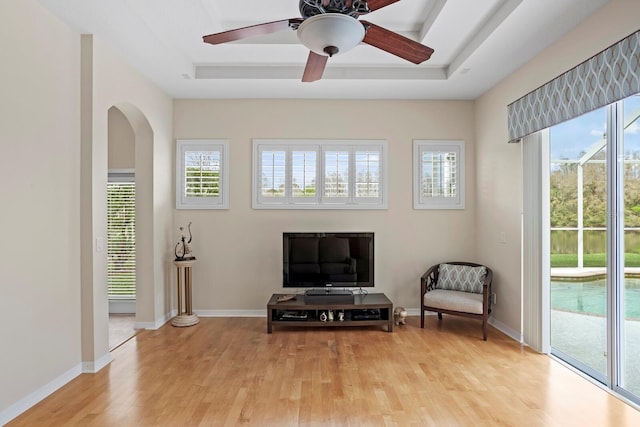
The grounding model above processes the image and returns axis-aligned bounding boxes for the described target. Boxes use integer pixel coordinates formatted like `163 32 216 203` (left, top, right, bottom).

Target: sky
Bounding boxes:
550 95 640 160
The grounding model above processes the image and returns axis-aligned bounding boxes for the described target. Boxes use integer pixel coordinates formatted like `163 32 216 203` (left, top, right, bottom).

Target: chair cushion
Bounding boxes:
423 289 484 315
436 263 487 294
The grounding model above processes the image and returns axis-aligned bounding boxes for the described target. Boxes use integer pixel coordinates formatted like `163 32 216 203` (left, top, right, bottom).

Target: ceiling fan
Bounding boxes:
202 0 434 82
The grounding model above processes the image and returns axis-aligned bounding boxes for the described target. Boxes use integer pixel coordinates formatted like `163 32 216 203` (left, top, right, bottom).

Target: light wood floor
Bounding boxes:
8 316 640 426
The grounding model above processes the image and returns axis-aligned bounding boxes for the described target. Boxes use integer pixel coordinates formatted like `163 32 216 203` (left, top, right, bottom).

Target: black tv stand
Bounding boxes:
267 292 393 333
304 288 354 304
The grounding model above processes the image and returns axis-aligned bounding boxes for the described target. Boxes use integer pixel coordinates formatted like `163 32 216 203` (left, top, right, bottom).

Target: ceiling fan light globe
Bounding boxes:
297 13 365 57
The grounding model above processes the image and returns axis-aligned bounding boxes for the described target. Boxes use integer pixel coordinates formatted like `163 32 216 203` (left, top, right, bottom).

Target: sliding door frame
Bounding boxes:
524 100 639 405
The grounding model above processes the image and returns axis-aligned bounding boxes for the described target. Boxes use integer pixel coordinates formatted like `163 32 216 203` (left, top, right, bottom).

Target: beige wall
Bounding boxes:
82 35 174 365
173 99 476 310
108 106 135 170
475 0 640 337
0 0 81 414
0 0 173 422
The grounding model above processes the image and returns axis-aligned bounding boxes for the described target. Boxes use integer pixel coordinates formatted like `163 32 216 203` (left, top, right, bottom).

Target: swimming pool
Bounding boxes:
551 278 640 319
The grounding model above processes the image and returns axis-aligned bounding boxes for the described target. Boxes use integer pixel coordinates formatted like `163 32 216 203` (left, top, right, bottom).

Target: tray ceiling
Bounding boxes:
37 0 609 99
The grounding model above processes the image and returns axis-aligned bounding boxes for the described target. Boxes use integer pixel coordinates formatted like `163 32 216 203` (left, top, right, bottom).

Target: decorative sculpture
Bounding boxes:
394 306 407 325
175 222 196 261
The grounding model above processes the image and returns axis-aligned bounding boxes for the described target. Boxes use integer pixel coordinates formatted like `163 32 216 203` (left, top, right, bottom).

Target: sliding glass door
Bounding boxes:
548 93 640 403
549 106 608 381
620 95 640 398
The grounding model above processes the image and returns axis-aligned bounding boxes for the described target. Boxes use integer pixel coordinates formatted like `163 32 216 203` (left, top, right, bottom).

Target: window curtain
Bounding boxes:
507 30 640 143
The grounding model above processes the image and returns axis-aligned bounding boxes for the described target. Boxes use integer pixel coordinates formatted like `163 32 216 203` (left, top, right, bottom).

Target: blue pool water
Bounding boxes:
551 278 640 319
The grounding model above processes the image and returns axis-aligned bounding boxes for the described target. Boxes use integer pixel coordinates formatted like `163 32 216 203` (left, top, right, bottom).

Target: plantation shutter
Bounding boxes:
355 149 381 199
107 179 136 299
185 150 220 197
176 140 229 209
421 151 457 198
291 150 317 199
324 150 350 198
413 140 465 209
258 148 287 204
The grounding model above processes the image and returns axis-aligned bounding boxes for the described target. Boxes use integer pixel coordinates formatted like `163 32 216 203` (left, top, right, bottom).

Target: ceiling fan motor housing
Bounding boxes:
299 0 370 19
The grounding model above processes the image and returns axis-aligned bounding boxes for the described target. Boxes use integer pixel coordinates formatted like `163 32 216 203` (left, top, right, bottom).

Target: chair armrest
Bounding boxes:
482 267 493 314
421 264 439 296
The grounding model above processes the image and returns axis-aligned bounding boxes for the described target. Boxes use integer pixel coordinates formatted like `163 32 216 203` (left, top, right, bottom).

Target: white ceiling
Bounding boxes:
37 0 609 100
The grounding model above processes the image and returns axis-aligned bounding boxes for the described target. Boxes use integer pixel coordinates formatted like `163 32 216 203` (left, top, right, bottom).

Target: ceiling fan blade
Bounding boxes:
203 18 302 45
361 21 434 64
302 51 329 82
366 0 401 11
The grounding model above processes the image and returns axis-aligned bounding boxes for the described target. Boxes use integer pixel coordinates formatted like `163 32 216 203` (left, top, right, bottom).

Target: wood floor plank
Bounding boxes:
7 316 640 426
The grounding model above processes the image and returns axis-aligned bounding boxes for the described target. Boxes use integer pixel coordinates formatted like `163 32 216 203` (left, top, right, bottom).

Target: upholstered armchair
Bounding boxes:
420 262 493 340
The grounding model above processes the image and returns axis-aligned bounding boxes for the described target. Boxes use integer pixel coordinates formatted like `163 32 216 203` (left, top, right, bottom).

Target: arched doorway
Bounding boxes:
107 106 137 349
107 103 154 349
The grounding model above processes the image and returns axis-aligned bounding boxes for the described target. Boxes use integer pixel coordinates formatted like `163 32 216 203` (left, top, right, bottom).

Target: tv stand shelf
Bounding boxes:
267 293 393 333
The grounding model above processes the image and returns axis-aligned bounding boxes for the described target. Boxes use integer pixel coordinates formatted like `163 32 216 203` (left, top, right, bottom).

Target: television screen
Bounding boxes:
283 232 374 288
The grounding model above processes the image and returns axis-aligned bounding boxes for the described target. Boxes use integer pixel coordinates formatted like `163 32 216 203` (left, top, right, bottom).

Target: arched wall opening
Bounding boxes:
110 103 155 330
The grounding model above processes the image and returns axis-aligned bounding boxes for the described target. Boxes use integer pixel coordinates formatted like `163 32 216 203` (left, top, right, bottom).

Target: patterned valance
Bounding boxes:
507 29 640 143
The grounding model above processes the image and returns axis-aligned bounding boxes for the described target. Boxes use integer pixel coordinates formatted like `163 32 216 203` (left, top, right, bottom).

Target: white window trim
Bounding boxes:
176 139 229 209
253 139 388 209
109 168 135 183
413 140 465 210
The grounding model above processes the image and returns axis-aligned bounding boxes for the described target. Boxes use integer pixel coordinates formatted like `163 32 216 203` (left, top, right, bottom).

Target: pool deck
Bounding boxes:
551 267 640 279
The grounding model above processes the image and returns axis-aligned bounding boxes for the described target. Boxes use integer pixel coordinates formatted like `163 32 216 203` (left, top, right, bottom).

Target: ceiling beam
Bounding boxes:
195 65 447 80
418 0 447 41
446 0 523 77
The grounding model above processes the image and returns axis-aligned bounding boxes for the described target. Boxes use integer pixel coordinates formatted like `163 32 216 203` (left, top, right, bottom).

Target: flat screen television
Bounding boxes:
283 232 374 288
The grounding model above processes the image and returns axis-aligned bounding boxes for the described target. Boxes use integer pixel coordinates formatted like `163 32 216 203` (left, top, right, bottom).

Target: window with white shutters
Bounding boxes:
413 140 465 209
253 140 387 209
107 174 136 299
176 139 229 209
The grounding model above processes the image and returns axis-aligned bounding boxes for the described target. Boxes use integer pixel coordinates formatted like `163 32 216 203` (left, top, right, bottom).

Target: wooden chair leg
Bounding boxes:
482 319 488 341
437 312 442 320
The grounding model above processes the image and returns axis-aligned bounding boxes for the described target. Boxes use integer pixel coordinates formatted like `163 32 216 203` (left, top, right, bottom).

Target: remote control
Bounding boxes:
276 294 296 303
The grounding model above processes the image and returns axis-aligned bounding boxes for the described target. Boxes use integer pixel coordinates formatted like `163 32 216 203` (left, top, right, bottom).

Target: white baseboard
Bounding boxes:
132 310 176 331
488 317 522 343
406 308 422 317
82 352 112 374
0 363 82 426
108 299 135 314
195 309 266 317
1 353 114 424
